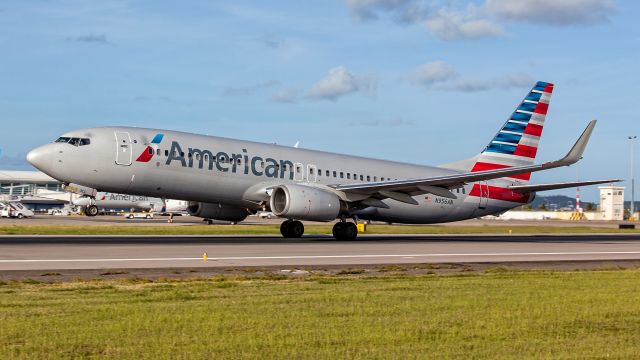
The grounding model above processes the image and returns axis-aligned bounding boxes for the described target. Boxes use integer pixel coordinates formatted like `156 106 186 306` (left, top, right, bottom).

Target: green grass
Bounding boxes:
2 270 640 358
0 224 638 235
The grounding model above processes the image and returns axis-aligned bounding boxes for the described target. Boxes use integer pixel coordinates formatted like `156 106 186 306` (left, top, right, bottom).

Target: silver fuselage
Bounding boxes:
27 127 531 223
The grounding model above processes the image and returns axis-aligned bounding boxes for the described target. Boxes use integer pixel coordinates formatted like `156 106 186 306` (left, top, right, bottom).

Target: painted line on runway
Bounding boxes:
2 251 640 263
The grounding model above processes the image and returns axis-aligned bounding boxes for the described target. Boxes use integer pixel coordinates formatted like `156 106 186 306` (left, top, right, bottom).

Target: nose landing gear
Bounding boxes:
280 219 305 238
84 205 99 217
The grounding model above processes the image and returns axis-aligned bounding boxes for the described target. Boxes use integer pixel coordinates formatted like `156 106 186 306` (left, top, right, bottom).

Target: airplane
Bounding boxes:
73 192 164 216
26 81 620 240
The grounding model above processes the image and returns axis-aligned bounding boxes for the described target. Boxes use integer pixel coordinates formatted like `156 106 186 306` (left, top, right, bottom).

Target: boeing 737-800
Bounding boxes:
26 82 619 239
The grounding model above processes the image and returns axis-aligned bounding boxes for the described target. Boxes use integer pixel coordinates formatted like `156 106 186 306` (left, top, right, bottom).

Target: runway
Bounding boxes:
2 234 640 270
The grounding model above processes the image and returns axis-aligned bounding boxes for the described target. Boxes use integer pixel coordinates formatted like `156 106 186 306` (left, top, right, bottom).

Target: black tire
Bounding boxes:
333 222 358 240
332 222 345 239
85 205 99 217
289 220 304 238
280 220 292 238
342 223 358 240
17 213 24 219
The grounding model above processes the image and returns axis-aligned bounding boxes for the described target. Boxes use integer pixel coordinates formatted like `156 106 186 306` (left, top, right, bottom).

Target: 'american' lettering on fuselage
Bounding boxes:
164 141 296 179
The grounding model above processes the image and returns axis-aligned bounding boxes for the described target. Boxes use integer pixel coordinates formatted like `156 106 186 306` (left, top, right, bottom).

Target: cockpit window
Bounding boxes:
58 137 91 146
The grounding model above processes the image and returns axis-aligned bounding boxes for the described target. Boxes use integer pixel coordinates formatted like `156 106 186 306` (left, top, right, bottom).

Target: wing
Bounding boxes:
509 179 621 193
332 120 597 203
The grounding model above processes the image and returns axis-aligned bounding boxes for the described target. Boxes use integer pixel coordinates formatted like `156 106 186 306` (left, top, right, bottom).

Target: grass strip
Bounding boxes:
1 270 640 358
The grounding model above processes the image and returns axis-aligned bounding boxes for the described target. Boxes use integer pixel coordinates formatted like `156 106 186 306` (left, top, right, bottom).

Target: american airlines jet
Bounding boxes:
26 82 619 240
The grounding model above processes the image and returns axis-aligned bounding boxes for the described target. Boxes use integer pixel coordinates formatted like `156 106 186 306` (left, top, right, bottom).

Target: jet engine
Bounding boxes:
269 184 342 221
187 202 250 222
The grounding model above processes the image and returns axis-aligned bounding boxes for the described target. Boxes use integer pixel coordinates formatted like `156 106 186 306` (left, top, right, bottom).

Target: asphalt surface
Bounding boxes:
2 234 640 270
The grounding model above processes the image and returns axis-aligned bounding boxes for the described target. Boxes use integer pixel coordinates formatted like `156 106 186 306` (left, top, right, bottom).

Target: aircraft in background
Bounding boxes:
27 82 620 239
73 192 163 216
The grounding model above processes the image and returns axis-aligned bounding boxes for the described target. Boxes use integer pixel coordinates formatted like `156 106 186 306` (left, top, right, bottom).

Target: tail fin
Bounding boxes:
442 81 554 183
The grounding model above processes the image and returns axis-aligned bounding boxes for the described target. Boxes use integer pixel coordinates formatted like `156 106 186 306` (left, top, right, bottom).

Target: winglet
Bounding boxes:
556 120 596 166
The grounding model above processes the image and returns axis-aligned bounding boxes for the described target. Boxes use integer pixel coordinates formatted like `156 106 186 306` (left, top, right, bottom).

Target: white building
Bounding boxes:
599 185 625 221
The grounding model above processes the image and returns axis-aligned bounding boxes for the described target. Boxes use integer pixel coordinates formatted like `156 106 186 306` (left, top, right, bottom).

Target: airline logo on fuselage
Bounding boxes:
136 134 164 163
163 141 296 179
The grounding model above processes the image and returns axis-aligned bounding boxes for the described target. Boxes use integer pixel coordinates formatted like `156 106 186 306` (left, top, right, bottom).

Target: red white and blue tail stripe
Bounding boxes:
471 81 553 182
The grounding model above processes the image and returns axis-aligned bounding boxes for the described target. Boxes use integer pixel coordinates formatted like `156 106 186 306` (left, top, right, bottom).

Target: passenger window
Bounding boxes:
326 170 330 177
237 158 241 164
204 154 209 160
318 169 321 176
165 150 169 156
157 149 161 156
367 176 370 182
360 175 363 181
462 188 466 194
180 152 184 157
148 148 154 155
333 171 337 177
374 176 378 182
196 154 201 160
381 177 384 181
347 173 351 179
310 168 314 175
340 172 344 179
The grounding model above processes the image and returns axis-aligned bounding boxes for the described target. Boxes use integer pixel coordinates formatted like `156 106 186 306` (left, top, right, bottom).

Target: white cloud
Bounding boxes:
309 66 375 101
413 61 458 85
66 34 110 44
271 88 301 104
487 0 616 26
345 0 419 22
413 61 534 92
425 10 506 41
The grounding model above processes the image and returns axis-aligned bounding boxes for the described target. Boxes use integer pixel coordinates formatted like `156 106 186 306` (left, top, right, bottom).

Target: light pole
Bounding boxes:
629 136 637 219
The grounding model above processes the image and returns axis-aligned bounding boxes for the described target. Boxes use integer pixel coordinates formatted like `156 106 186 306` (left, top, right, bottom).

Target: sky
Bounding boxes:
0 0 637 202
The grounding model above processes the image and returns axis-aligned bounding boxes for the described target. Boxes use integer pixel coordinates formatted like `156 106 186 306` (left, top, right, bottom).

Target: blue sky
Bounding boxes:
0 0 637 201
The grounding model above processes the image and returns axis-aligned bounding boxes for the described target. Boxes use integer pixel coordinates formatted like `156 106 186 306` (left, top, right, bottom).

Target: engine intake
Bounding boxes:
187 202 249 222
269 184 341 221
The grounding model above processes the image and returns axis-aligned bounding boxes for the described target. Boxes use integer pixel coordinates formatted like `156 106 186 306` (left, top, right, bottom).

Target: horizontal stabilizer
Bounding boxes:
509 179 621 193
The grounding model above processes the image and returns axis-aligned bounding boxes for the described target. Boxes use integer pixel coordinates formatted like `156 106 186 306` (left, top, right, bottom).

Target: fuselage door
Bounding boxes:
307 164 317 182
114 131 132 166
478 181 490 209
293 162 304 182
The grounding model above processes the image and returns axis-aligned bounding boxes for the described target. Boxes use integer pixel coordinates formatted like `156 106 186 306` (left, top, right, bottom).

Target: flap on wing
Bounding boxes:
509 179 621 193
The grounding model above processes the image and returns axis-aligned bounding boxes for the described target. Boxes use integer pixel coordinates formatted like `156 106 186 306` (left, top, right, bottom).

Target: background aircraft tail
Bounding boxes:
442 81 554 184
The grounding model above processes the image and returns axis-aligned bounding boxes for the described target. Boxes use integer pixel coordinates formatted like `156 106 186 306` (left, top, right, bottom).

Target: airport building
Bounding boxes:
0 170 62 195
0 170 72 211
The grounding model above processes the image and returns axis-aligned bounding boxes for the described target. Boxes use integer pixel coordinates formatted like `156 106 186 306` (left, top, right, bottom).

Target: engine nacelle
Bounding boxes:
269 184 341 221
187 202 249 222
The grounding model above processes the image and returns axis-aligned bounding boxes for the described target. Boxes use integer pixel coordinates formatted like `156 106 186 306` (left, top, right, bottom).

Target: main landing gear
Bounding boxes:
332 221 358 241
279 219 359 240
280 219 305 238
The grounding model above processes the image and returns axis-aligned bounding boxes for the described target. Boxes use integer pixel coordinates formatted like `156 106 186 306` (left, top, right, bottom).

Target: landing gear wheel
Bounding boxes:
280 220 305 238
333 222 358 241
85 205 99 217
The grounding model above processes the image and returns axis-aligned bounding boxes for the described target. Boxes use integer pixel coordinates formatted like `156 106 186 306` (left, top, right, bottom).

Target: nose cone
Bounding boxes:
26 145 55 174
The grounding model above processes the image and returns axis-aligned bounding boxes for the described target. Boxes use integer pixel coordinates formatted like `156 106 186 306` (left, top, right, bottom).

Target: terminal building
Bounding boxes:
0 170 72 211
